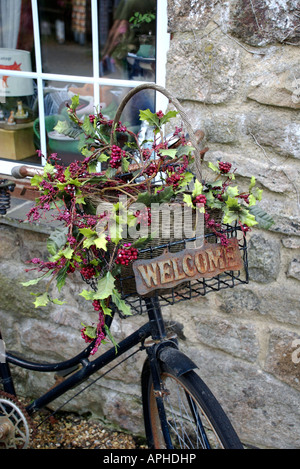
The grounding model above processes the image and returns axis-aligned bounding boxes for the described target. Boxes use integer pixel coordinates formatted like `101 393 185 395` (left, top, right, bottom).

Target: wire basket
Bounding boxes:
84 224 248 318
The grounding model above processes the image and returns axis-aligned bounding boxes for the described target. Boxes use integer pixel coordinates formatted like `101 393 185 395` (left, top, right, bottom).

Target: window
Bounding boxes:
0 0 169 175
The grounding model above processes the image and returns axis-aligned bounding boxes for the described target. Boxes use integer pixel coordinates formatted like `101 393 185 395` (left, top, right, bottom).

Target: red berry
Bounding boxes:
193 194 207 206
115 244 138 266
218 161 232 173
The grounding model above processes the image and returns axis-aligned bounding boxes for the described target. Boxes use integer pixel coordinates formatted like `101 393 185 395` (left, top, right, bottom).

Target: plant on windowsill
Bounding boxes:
22 87 273 354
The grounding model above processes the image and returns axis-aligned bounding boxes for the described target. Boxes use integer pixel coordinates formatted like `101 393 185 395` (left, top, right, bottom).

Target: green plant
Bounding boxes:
129 11 156 28
22 95 273 354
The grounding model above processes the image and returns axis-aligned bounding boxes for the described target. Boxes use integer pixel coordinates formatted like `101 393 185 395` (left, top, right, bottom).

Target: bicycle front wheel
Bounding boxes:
142 359 243 449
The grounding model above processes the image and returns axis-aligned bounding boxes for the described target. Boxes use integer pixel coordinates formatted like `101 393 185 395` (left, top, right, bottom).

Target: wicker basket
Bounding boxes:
93 83 222 294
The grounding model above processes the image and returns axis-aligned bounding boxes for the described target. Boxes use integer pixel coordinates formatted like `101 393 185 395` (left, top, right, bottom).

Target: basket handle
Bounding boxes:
110 83 203 180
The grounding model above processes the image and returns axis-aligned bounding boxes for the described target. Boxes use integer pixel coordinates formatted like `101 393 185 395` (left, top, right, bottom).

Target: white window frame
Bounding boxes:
0 0 170 175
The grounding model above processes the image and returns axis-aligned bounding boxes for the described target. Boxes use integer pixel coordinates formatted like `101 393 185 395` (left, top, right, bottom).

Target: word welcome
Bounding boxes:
133 238 243 295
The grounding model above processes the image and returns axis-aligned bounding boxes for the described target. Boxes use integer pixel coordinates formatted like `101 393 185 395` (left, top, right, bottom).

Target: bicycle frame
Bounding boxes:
0 297 171 420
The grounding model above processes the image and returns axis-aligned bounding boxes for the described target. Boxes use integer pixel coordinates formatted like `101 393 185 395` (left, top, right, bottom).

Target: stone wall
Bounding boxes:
0 0 300 450
164 0 300 449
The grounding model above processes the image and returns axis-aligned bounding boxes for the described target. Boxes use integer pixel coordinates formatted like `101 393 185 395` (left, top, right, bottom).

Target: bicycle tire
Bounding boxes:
141 358 243 449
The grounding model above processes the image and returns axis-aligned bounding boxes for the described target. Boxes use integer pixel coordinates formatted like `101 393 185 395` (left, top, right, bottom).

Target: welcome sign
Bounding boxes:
132 238 243 295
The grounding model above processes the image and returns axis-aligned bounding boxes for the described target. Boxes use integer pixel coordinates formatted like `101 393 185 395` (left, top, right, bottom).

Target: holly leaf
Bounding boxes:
79 227 97 238
93 272 115 300
94 235 107 251
80 289 96 300
111 289 132 316
192 179 203 198
159 148 177 159
183 193 193 208
62 246 74 260
33 292 49 308
139 109 159 127
208 162 219 172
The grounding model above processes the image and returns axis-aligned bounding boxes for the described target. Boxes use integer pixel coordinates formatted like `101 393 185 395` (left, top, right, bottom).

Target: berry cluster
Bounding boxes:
218 161 232 174
115 243 138 266
109 145 126 169
80 265 96 280
166 172 184 189
193 194 207 206
135 207 151 226
92 299 102 311
145 161 158 176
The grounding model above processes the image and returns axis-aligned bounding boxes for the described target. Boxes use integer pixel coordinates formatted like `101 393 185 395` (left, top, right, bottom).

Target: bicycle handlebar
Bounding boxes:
11 165 43 179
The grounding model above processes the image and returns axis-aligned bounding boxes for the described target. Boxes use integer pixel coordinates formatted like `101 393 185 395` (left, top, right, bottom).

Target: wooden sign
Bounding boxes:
132 238 243 296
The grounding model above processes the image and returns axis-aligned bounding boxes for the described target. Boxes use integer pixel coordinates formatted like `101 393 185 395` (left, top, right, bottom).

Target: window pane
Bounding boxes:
38 0 93 76
99 0 156 81
100 84 155 133
0 1 37 162
36 80 94 164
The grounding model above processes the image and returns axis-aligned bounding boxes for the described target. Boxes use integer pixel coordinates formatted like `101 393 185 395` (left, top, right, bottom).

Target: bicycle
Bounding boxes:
0 220 248 450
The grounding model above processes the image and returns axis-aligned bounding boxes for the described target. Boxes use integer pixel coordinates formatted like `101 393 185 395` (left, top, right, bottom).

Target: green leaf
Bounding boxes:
43 162 55 176
80 289 96 300
175 144 195 158
81 324 97 339
52 298 66 305
109 222 124 245
47 227 68 255
79 227 97 238
33 292 49 308
94 236 108 251
30 174 44 187
56 264 69 292
139 109 159 128
192 179 203 198
83 237 97 249
104 324 119 352
70 94 80 110
100 300 112 316
121 157 130 173
132 235 152 248
183 193 193 207
111 289 132 316
160 110 178 125
159 148 177 159
93 272 115 300
249 176 256 191
249 205 274 230
62 246 74 260
208 162 219 172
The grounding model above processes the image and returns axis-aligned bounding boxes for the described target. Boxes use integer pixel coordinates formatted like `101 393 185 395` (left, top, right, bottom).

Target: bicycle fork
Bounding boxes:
145 342 174 449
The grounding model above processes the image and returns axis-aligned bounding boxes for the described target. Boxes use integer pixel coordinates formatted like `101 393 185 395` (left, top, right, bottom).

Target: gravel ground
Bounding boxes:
29 409 147 450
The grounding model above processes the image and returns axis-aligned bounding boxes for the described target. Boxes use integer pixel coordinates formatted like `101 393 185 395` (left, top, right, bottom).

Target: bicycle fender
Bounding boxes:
158 347 198 377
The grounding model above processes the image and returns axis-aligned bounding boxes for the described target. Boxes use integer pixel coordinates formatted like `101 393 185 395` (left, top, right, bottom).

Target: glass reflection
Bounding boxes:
100 0 156 81
38 0 93 76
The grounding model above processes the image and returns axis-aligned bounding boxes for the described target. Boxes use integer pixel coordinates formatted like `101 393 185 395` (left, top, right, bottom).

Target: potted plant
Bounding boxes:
23 84 273 354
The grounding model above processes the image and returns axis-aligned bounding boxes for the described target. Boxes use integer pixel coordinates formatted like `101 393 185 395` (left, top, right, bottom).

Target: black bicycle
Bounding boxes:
0 226 247 450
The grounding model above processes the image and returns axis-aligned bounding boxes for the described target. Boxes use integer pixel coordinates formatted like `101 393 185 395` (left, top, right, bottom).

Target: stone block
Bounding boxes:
166 32 241 103
229 0 300 46
247 233 281 283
